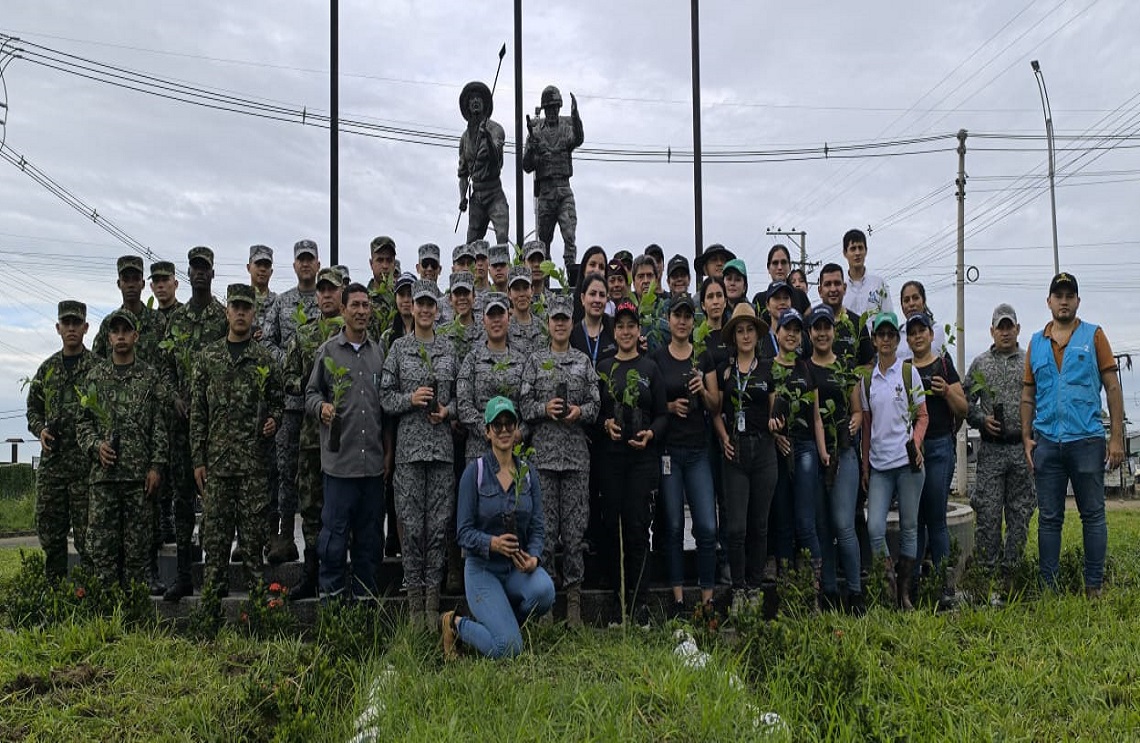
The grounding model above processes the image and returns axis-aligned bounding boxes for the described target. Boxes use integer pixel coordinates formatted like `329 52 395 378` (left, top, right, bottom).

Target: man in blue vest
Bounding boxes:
1021 272 1124 597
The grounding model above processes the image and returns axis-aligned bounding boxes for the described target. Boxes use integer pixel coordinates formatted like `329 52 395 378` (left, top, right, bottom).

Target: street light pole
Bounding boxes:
1031 60 1059 274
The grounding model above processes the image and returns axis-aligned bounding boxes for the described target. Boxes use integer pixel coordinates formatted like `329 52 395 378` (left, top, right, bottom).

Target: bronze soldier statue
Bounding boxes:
458 81 510 245
523 85 583 279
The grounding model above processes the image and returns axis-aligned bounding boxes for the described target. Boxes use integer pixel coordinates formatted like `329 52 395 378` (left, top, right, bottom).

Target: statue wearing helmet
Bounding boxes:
523 84 584 279
458 81 510 245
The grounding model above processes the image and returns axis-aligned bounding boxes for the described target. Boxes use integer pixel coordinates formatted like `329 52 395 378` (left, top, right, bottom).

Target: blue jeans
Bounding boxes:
1034 436 1107 588
867 465 924 559
660 446 718 590
792 439 823 560
318 474 383 598
817 447 861 594
459 556 555 659
916 435 955 569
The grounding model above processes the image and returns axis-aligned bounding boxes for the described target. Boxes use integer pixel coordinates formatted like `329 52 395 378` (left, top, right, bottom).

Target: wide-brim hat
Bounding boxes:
460 81 493 120
695 243 736 272
722 302 769 346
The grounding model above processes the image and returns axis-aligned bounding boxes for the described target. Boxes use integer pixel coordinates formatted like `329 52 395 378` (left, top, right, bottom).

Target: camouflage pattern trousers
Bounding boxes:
466 186 510 245
275 411 303 521
298 446 323 549
534 181 578 269
35 469 90 581
169 418 198 550
538 468 590 587
202 474 269 592
970 441 1037 573
393 461 454 591
87 480 148 589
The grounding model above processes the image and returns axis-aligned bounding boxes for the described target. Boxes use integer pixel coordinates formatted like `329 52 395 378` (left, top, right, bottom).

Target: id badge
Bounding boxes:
661 455 672 476
736 410 746 433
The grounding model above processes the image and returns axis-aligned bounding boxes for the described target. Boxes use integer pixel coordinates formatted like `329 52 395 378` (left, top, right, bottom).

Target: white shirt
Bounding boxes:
860 357 925 471
843 271 892 321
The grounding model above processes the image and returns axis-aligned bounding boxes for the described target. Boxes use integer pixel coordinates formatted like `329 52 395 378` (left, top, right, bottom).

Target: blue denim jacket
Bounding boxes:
457 452 545 562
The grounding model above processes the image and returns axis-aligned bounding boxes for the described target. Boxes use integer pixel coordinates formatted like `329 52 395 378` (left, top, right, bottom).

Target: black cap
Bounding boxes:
666 254 690 278
669 293 696 314
644 244 664 261
1049 272 1078 295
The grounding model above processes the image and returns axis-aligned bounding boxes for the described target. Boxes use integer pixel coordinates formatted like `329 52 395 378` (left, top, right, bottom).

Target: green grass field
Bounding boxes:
0 491 35 535
2 510 1139 741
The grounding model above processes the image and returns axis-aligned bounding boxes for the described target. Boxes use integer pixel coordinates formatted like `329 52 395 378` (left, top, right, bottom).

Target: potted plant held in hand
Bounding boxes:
322 357 352 452
417 343 441 419
688 321 710 410
503 443 536 537
542 358 568 419
617 369 644 443
21 369 59 451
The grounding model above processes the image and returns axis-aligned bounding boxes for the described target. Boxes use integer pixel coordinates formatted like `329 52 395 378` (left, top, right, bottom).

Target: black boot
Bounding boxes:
292 547 319 599
148 550 167 597
160 499 176 544
163 546 194 602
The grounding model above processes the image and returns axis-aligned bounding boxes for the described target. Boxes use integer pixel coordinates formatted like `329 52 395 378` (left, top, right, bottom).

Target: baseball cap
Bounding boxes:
613 299 639 322
483 396 518 425
470 240 490 258
991 303 1018 328
806 304 835 327
508 265 532 288
149 261 176 279
370 235 396 255
776 307 804 329
723 258 747 277
293 239 319 259
669 293 696 314
667 254 690 278
249 244 273 264
316 267 345 288
394 272 416 293
452 243 476 264
58 300 87 322
106 308 138 331
606 259 626 279
765 280 792 300
644 244 664 262
412 279 440 302
1049 271 1078 295
226 283 256 305
488 243 510 266
547 294 573 319
117 255 144 276
905 311 933 330
523 240 547 261
449 271 475 293
418 243 441 265
613 249 634 267
872 311 900 333
332 265 351 283
483 292 510 313
188 246 215 267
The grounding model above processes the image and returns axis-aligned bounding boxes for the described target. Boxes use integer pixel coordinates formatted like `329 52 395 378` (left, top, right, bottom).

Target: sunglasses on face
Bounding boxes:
490 419 517 434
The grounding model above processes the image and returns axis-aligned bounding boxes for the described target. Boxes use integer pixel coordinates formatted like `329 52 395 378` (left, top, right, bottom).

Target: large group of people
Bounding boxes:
24 227 1126 661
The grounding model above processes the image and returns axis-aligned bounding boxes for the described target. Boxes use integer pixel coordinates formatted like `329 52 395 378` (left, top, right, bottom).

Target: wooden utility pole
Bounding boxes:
955 129 968 497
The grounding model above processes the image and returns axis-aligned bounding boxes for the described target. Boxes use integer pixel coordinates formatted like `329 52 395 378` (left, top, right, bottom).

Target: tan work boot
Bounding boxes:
441 611 459 661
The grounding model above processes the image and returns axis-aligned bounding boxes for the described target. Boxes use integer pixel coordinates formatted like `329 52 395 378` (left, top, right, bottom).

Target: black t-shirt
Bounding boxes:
570 317 618 369
716 356 773 436
915 354 961 439
772 358 816 441
699 327 730 375
650 345 707 450
808 358 851 448
227 339 251 363
598 355 668 453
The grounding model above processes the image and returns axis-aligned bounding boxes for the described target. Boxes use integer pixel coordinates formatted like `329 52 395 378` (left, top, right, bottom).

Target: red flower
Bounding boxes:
75 586 86 599
268 598 283 610
268 582 283 594
834 630 845 639
240 612 250 623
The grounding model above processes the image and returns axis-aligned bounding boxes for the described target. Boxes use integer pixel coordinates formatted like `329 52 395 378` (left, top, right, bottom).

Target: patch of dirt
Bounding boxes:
3 663 111 696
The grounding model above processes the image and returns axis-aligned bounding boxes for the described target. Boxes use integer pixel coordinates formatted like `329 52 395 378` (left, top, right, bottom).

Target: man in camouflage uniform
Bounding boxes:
149 261 182 319
247 244 281 559
162 246 229 601
966 303 1036 582
487 243 511 294
77 309 168 590
93 256 168 365
458 81 509 245
523 85 584 277
520 294 600 624
472 240 491 297
279 267 345 596
380 279 457 630
191 284 284 598
367 236 398 344
508 264 544 356
268 239 321 577
456 292 526 463
25 300 98 582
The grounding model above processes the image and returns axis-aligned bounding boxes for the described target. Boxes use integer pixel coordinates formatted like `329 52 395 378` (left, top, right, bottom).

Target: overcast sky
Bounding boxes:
2 0 1138 462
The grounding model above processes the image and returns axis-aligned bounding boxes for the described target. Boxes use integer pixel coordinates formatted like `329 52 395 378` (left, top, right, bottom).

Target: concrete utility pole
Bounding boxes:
513 0 525 247
691 0 704 277
330 0 339 265
955 129 968 497
765 228 817 275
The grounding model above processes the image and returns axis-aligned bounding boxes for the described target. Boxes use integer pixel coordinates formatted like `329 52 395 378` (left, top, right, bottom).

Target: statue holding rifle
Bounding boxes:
523 85 583 278
457 81 510 245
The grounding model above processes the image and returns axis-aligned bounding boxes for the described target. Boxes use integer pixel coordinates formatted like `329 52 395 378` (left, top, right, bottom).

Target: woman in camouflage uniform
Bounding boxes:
457 292 526 463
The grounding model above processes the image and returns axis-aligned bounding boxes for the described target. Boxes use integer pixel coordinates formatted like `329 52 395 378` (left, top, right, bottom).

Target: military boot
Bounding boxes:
897 557 915 612
406 587 425 630
425 587 441 634
566 584 583 628
292 547 319 600
147 551 167 597
163 547 194 602
883 557 897 609
444 544 463 595
159 499 176 544
267 514 300 564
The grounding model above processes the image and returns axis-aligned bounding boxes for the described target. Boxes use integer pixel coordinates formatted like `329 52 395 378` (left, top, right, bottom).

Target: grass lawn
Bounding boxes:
0 491 35 535
2 509 1139 741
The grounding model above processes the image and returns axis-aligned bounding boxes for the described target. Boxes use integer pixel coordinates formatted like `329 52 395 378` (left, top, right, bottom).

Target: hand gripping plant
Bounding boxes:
322 357 352 452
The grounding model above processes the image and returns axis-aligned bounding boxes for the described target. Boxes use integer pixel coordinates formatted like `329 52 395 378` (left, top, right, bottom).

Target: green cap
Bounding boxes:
316 266 345 288
227 283 256 305
117 255 144 276
370 235 396 255
58 300 87 321
723 258 748 278
106 308 138 330
188 246 214 267
872 311 900 333
483 396 518 425
149 261 176 278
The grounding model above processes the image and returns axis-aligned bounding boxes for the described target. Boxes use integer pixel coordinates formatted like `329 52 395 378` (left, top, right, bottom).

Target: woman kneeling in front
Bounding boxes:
443 397 555 659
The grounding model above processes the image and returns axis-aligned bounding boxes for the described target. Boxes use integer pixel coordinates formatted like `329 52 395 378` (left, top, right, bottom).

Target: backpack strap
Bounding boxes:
476 456 484 489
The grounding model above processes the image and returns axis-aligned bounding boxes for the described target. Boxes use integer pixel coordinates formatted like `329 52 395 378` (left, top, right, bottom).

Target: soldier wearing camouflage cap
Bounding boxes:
507 264 543 356
161 245 229 602
367 237 399 346
191 283 284 600
149 261 182 320
78 305 169 591
523 84 584 278
25 301 97 582
93 255 168 369
458 81 510 245
380 277 458 629
469 239 491 296
487 243 511 293
519 290 600 625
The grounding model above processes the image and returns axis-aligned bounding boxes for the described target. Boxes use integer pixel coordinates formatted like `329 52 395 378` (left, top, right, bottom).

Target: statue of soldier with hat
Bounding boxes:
458 81 510 245
523 85 584 280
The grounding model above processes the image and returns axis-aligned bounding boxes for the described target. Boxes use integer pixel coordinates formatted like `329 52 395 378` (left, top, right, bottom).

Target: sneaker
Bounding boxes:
441 611 459 661
631 603 651 629
666 600 686 621
846 592 867 617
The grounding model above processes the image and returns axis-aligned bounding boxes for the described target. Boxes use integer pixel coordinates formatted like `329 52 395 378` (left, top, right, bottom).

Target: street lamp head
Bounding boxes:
1031 60 1041 72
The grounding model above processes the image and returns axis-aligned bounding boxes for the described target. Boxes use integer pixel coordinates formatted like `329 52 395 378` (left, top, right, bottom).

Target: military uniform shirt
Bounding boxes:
380 333 457 464
77 359 169 483
520 347 600 471
26 349 98 475
456 342 527 460
93 303 168 366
